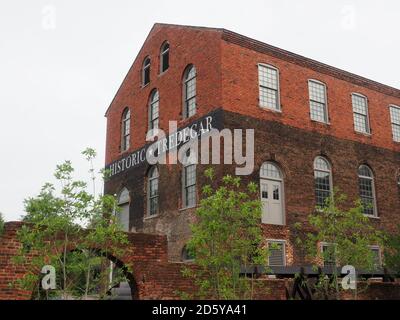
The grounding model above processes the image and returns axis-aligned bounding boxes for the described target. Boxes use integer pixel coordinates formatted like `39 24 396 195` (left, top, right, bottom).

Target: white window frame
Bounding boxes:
259 162 286 225
116 188 130 232
358 165 378 218
308 79 329 124
183 65 197 119
320 242 337 267
351 93 371 134
148 90 160 131
266 239 286 266
258 63 281 111
389 105 400 142
146 167 159 217
182 163 196 209
160 41 170 74
313 156 333 207
121 108 130 152
369 245 382 267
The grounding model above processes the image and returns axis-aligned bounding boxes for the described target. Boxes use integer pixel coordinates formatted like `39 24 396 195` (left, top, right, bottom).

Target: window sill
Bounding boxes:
310 119 331 126
141 83 150 89
354 130 372 137
364 214 380 220
259 105 282 113
144 214 159 220
158 69 169 77
179 205 197 212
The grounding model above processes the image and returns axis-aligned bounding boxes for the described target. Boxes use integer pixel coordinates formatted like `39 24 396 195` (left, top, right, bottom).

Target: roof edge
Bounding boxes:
221 29 400 99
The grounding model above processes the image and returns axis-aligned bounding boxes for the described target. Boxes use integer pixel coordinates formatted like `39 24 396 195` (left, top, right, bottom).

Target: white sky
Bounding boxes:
0 0 399 221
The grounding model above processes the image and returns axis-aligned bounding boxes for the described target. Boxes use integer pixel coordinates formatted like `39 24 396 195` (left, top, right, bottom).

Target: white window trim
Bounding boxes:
368 245 382 267
121 108 130 152
313 156 334 207
148 90 160 131
389 104 400 142
320 241 338 266
358 165 378 218
146 167 159 217
351 93 371 135
259 162 286 225
183 65 197 119
258 63 281 112
266 239 286 266
182 163 196 209
308 79 329 124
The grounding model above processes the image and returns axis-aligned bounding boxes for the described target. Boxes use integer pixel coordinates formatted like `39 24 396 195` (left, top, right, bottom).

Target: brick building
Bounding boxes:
104 23 400 263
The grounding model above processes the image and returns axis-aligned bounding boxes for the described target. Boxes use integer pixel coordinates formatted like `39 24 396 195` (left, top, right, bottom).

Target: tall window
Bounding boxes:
183 65 197 118
389 105 400 142
314 157 332 207
260 162 284 225
147 167 159 216
181 245 195 262
183 163 196 208
358 165 377 216
267 240 286 266
160 42 169 73
116 188 130 232
149 90 159 131
352 93 370 134
321 243 336 267
121 108 130 152
142 57 151 86
308 80 328 123
258 64 280 110
369 246 381 268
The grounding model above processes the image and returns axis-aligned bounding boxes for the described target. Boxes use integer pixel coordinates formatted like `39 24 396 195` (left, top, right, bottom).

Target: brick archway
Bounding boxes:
0 221 193 300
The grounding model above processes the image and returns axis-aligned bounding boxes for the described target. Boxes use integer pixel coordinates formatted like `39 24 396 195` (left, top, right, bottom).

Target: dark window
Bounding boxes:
160 42 169 73
121 108 130 152
142 57 151 86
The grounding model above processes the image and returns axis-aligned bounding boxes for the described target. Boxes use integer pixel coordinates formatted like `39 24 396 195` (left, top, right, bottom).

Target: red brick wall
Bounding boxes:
105 24 223 164
220 39 400 153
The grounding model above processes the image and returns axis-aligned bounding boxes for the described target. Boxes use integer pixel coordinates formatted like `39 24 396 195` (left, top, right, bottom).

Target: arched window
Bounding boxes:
117 188 130 232
314 157 332 207
183 65 197 118
160 42 169 73
142 56 151 86
147 167 159 216
121 108 130 152
181 245 195 262
148 90 160 131
260 162 284 225
358 165 377 216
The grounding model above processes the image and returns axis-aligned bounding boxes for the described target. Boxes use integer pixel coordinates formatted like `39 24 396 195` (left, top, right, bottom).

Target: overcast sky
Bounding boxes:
0 0 399 221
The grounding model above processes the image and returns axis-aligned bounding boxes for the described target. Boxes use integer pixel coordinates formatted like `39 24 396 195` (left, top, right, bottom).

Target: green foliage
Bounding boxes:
296 190 384 299
183 168 267 300
15 148 130 300
384 225 400 276
0 212 4 236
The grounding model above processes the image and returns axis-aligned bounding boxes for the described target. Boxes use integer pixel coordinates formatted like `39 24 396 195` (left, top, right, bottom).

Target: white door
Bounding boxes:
261 179 284 225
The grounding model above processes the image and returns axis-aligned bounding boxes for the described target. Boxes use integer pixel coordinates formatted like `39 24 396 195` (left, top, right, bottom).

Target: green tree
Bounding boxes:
384 224 400 277
183 168 267 300
297 190 384 299
15 148 129 300
0 212 4 236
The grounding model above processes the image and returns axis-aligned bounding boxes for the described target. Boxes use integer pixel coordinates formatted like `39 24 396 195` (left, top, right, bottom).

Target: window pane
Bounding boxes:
322 245 336 266
352 95 367 115
260 163 281 179
273 185 280 200
359 177 375 215
261 183 268 199
268 242 284 266
309 81 327 122
354 113 368 133
315 171 331 206
258 65 279 110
